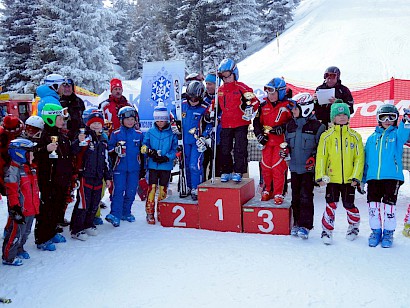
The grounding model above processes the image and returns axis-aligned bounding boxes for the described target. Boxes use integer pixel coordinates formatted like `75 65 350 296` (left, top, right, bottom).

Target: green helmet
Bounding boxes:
41 103 68 127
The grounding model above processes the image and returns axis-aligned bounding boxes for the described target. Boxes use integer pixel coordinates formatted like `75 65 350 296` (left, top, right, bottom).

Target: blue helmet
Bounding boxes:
82 107 101 125
217 58 239 81
118 106 138 121
8 138 37 164
264 77 287 100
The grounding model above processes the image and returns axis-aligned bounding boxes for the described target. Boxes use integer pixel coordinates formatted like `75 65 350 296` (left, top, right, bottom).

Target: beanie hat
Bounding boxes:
3 115 21 131
205 73 217 84
86 112 104 127
153 102 169 122
330 100 350 122
110 78 122 92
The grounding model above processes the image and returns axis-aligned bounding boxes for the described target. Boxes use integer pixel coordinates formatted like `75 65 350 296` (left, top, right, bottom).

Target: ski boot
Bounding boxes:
51 233 67 243
85 227 98 236
261 190 272 201
121 214 136 222
290 225 299 236
71 231 88 241
2 258 23 266
402 223 410 237
105 214 120 227
321 230 333 245
346 224 360 241
232 173 242 183
146 214 156 225
368 228 382 247
17 251 30 259
273 194 284 205
297 227 310 239
37 240 56 251
220 173 232 182
381 229 394 248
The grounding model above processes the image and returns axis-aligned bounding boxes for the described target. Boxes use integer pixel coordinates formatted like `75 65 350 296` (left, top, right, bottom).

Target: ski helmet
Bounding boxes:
185 73 204 83
324 66 341 80
292 92 315 118
41 103 68 127
186 81 205 102
376 104 399 126
24 116 45 139
118 106 138 122
8 138 37 164
82 107 101 125
217 58 239 81
264 77 287 100
44 73 66 91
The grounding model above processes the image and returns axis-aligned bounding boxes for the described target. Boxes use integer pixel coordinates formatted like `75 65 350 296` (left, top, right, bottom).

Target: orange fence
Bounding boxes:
287 78 410 128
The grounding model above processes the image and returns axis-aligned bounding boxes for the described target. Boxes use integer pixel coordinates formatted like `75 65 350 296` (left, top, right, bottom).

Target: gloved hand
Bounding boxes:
257 134 268 146
146 148 159 159
153 156 170 164
279 147 289 158
305 156 316 171
269 125 284 135
171 122 181 135
196 137 207 153
9 205 25 224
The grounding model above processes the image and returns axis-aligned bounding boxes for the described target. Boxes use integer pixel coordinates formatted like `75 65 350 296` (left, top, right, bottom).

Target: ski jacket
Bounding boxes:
72 129 112 182
314 80 354 126
181 100 208 145
60 93 85 140
99 95 131 134
363 121 410 183
143 123 178 171
285 114 326 174
217 81 259 129
36 85 62 115
35 125 74 190
253 98 293 146
4 161 40 217
108 125 143 173
315 124 364 184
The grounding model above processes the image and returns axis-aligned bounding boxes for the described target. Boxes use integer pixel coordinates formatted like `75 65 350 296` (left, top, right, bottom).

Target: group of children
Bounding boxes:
3 60 410 267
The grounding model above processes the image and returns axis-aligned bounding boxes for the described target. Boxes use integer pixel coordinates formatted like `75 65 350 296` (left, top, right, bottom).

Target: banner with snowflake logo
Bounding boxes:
139 60 185 132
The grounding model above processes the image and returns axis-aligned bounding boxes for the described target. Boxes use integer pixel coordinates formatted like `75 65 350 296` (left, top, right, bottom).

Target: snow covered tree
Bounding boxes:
0 0 39 93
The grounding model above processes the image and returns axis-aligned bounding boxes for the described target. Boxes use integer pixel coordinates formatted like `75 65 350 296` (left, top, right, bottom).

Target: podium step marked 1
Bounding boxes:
159 178 291 235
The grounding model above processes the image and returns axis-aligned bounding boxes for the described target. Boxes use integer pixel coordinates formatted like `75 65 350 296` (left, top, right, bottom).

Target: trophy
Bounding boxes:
79 128 87 146
280 142 290 161
116 141 126 157
49 136 58 158
322 175 330 183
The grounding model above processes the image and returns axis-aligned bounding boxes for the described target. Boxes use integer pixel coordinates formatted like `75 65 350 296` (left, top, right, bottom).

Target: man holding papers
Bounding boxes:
313 66 354 128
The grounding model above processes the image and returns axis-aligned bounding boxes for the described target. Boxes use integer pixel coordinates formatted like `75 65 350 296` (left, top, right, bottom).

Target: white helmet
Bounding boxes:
292 92 314 118
44 73 65 91
24 115 45 139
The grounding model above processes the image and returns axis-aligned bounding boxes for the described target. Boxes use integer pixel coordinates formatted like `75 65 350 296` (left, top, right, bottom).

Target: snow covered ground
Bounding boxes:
2 0 410 306
1 161 410 307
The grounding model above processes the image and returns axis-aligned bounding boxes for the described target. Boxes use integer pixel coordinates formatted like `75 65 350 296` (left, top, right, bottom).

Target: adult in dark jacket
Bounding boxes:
59 78 86 141
314 66 354 128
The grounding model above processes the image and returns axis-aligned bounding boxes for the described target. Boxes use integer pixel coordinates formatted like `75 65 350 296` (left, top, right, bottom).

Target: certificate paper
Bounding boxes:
316 88 335 105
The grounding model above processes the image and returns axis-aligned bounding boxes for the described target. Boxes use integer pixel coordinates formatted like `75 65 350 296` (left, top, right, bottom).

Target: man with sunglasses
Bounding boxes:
363 104 410 248
314 66 354 128
59 77 85 141
216 58 259 183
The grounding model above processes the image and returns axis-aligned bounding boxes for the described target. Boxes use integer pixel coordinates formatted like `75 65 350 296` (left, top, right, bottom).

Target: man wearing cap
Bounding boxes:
59 78 85 141
99 78 131 135
314 66 354 128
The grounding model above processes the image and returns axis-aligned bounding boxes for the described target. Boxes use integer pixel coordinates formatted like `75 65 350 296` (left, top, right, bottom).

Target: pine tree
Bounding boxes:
0 0 39 93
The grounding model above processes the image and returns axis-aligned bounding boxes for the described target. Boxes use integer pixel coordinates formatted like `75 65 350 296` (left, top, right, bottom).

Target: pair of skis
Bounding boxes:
173 77 189 198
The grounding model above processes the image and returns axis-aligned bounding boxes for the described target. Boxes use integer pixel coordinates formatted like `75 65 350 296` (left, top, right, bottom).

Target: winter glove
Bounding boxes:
351 178 366 194
269 125 284 135
153 156 170 164
171 122 182 135
9 205 25 224
305 156 316 171
257 134 268 146
196 137 207 153
279 147 290 158
146 148 159 159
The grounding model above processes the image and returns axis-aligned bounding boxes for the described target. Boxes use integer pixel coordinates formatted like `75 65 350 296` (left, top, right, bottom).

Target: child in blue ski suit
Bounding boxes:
177 81 208 200
105 106 144 227
363 104 410 248
71 110 112 239
142 103 178 224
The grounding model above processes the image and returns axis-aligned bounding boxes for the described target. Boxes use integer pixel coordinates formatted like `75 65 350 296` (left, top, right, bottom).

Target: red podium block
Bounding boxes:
198 178 255 232
158 195 199 229
242 197 291 235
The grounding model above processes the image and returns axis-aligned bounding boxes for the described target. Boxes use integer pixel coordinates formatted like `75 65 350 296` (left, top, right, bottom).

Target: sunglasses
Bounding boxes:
219 71 232 79
377 113 397 122
264 87 276 94
324 73 337 79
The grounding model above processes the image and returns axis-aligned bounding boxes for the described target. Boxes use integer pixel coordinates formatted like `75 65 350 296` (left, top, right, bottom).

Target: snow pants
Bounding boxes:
220 125 248 174
184 143 204 189
261 143 288 196
290 172 315 229
110 170 139 219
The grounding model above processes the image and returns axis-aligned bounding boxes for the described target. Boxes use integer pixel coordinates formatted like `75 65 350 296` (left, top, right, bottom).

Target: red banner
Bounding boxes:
287 78 410 128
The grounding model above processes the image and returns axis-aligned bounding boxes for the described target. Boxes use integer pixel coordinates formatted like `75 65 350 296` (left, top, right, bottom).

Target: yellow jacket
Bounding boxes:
315 124 364 184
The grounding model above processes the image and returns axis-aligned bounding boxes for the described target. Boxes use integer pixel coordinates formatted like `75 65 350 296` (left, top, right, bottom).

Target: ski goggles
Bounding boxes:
324 73 337 79
377 113 398 122
121 110 137 119
264 86 276 94
219 71 233 79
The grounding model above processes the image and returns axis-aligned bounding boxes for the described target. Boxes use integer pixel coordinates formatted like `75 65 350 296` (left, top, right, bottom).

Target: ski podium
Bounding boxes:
158 177 291 235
